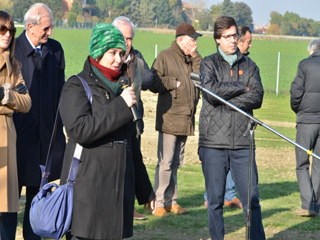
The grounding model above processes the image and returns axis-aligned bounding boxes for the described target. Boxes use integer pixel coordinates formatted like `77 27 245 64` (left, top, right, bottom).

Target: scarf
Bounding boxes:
218 46 238 66
89 57 122 95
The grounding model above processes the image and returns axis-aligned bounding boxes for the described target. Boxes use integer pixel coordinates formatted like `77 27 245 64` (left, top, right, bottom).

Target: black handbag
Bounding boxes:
29 75 92 239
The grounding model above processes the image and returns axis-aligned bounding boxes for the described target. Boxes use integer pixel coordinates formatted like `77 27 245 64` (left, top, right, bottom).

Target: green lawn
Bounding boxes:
13 27 319 240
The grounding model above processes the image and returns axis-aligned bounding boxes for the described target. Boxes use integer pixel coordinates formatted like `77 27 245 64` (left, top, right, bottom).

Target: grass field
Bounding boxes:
13 27 320 239
16 27 310 94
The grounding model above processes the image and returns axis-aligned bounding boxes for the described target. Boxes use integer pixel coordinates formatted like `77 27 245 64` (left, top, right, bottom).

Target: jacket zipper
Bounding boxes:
230 66 235 149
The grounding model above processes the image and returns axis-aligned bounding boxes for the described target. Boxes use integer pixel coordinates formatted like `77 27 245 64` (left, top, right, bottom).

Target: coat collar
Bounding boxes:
17 30 51 59
310 51 320 58
0 50 12 77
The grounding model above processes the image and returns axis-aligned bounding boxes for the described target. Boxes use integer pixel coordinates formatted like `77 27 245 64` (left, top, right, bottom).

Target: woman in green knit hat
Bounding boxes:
59 23 137 240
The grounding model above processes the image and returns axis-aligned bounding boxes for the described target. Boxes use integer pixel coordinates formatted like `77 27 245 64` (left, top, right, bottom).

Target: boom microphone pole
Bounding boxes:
190 72 320 161
190 72 320 240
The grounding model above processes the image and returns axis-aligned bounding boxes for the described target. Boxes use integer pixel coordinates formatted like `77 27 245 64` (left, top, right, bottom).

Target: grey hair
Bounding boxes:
308 38 320 52
112 16 135 38
24 3 53 29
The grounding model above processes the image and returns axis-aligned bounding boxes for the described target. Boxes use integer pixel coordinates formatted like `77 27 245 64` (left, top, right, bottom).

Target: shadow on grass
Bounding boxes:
269 216 320 240
133 191 291 240
258 181 299 201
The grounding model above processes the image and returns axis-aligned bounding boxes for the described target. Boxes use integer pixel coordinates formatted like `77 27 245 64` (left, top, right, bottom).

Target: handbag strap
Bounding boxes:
40 75 92 188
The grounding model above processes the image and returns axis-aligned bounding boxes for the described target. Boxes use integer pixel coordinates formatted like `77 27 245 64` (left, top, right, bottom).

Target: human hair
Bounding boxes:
238 25 251 42
213 16 238 47
112 16 135 38
308 38 320 52
24 3 53 29
0 10 16 61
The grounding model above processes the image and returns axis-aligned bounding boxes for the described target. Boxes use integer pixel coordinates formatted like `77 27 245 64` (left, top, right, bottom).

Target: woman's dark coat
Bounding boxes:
59 58 135 239
13 30 66 186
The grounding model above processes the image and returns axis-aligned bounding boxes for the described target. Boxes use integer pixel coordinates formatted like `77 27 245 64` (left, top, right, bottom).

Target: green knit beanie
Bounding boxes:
89 23 126 60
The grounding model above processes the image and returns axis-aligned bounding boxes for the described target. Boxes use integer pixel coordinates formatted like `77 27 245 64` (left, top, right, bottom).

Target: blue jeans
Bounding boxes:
199 147 265 240
204 171 237 202
225 171 237 201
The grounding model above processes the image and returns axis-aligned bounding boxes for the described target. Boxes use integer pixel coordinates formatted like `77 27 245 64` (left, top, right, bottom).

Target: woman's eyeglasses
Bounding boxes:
0 25 16 36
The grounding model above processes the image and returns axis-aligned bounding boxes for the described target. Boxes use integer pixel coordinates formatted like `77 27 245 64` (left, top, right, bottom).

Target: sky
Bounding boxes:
205 0 320 26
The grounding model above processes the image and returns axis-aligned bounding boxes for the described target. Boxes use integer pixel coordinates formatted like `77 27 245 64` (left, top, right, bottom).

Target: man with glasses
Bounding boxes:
199 16 265 240
150 23 202 217
1 3 65 240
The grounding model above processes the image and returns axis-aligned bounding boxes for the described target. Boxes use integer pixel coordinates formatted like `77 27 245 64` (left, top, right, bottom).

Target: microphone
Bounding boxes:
190 72 201 82
119 76 141 122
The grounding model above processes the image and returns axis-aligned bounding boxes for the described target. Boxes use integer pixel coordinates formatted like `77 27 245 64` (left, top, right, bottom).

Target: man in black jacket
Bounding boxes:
199 16 265 240
290 38 320 217
112 16 155 220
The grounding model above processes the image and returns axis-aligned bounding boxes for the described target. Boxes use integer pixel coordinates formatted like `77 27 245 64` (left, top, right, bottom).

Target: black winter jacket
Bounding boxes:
290 51 320 124
199 50 263 149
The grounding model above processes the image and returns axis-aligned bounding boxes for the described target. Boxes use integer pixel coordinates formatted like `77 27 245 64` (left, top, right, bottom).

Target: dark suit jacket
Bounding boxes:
13 31 66 187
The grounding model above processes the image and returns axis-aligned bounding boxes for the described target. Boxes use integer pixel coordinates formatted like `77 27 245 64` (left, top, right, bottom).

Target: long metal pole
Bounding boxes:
193 80 320 160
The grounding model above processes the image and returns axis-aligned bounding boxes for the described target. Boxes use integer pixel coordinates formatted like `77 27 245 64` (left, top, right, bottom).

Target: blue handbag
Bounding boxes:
29 75 92 239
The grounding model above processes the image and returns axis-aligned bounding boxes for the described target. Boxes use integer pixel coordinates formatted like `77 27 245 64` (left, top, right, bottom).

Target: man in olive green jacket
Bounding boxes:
150 23 202 217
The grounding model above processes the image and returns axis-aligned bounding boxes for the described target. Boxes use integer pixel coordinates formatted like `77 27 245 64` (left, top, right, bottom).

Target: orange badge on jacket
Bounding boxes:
239 70 243 75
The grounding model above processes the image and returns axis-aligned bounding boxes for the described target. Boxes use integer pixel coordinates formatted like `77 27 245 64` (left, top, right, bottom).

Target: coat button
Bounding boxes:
95 79 98 82
2 126 7 130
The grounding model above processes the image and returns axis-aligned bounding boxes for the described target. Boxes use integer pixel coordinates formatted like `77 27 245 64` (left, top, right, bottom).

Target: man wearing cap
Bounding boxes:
150 23 202 217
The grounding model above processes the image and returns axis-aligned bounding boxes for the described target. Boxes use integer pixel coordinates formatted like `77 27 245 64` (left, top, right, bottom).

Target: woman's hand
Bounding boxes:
120 86 136 107
144 199 156 213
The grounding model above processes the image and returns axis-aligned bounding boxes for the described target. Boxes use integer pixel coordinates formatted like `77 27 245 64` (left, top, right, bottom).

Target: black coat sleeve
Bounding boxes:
290 61 305 113
228 63 264 111
135 50 154 90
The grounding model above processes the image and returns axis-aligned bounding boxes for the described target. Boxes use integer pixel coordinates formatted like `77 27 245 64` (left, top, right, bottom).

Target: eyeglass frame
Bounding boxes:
36 24 55 33
0 25 16 37
220 33 238 41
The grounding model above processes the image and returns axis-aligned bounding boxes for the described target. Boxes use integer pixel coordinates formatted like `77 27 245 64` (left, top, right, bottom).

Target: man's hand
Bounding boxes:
181 36 198 57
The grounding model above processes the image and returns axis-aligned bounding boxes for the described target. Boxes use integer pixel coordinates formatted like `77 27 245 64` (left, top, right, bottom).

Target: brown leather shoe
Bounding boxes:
295 208 317 217
165 204 189 215
153 207 169 217
224 197 242 209
134 209 147 220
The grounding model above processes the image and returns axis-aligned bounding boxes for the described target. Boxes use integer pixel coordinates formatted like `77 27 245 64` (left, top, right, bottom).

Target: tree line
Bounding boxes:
0 0 253 30
1 0 319 36
268 11 320 37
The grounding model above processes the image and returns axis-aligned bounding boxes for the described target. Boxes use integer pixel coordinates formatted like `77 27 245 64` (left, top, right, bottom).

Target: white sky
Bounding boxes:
205 0 320 26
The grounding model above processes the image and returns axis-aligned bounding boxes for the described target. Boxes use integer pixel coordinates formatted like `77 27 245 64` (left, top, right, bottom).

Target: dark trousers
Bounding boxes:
296 123 320 212
1 186 40 240
199 147 265 240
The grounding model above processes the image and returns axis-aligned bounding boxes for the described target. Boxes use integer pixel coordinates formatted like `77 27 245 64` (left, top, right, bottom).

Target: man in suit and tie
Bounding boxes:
0 3 65 240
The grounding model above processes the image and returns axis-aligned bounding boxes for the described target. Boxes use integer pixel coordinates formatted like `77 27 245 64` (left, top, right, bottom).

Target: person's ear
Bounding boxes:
28 23 35 34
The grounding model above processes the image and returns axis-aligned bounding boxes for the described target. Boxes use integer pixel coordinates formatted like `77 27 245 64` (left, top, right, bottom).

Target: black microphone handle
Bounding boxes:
131 104 141 122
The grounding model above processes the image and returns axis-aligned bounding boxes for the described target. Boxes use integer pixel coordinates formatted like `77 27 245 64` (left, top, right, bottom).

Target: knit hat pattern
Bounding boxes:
89 23 126 60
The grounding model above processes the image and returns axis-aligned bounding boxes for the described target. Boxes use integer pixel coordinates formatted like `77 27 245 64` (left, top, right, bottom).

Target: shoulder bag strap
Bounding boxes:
40 75 93 188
